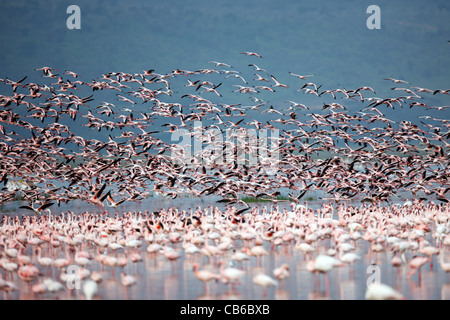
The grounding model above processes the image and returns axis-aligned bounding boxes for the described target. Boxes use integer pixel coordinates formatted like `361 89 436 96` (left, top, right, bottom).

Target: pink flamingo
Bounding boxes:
192 263 220 294
408 255 430 286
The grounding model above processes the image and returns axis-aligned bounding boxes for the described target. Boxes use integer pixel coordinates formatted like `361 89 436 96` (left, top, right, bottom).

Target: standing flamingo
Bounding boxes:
365 282 404 300
192 263 220 294
219 261 245 292
307 254 343 296
83 279 98 300
253 273 278 298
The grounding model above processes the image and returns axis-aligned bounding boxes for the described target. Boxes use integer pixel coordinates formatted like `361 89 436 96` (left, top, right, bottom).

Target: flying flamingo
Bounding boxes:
241 51 262 58
288 72 314 80
87 183 109 214
384 77 409 84
270 75 289 89
20 202 54 217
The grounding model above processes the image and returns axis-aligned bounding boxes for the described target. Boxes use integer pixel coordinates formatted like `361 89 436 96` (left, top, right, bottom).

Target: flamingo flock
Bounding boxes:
0 51 449 299
0 51 448 209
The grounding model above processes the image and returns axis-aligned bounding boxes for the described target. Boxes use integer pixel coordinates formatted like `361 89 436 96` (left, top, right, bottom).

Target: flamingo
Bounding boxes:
37 247 54 272
253 273 278 298
241 51 262 58
90 271 103 283
307 255 343 295
17 248 32 266
19 202 54 216
391 254 402 267
130 252 143 263
248 63 269 75
201 239 222 264
340 252 361 278
105 192 129 209
384 77 409 84
270 75 289 89
288 72 314 80
365 282 404 300
87 183 109 214
3 240 19 259
295 242 315 259
439 254 450 274
219 261 245 291
162 246 181 273
192 263 220 294
42 278 64 293
0 276 17 292
52 247 71 270
231 250 250 266
83 279 98 300
273 263 290 281
408 255 430 285
1 254 18 279
120 272 137 287
247 245 269 266
18 264 40 282
208 61 232 68
32 281 48 295
419 241 440 269
75 249 92 267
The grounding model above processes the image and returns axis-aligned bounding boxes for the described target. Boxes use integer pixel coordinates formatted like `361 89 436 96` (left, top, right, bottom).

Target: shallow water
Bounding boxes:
1 197 448 300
